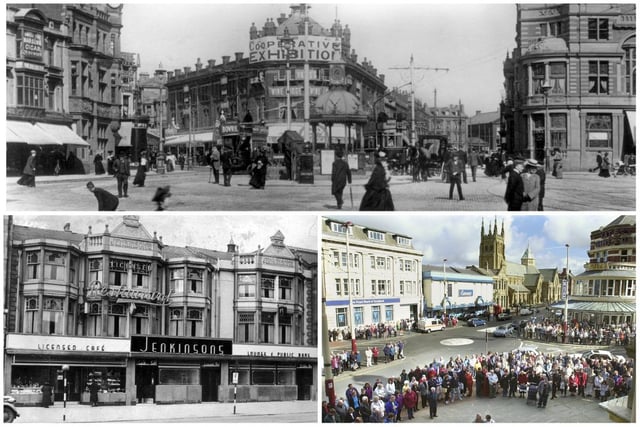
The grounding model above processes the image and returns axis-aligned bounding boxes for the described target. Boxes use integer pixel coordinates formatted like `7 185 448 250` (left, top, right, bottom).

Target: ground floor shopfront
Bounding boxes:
4 334 317 406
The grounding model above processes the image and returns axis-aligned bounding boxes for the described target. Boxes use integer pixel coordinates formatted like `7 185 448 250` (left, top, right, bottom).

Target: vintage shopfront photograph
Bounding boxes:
3 214 318 423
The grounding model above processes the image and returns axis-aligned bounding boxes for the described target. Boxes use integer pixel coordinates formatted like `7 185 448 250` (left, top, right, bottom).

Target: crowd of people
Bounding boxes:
323 344 634 423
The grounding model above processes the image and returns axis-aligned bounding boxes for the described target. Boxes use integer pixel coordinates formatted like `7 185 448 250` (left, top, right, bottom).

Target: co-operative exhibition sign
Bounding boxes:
249 35 341 63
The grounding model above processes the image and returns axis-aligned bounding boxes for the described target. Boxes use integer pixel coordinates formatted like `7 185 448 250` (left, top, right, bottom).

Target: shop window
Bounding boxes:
43 297 64 335
107 303 126 337
23 297 39 333
353 307 363 327
170 268 184 293
588 61 609 95
588 18 608 40
335 307 347 328
44 251 66 281
238 274 256 298
186 309 203 337
550 113 567 151
187 268 203 294
279 276 292 300
586 114 612 149
260 312 275 344
371 305 381 324
87 303 102 337
84 368 125 394
237 312 255 343
252 370 275 385
278 369 296 385
26 250 40 279
385 305 394 322
261 275 275 299
230 366 250 385
158 368 199 385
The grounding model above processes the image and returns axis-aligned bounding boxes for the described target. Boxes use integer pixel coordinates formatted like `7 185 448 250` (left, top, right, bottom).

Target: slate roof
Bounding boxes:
12 224 84 245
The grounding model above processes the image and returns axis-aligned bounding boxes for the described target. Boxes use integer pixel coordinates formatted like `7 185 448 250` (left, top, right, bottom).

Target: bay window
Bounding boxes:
43 297 64 335
44 251 66 281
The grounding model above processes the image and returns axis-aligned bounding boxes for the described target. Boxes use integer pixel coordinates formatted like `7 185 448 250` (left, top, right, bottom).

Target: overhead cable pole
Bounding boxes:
390 56 449 146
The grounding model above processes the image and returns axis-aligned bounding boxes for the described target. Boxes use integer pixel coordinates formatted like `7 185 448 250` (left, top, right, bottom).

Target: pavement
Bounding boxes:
5 165 636 211
12 399 318 423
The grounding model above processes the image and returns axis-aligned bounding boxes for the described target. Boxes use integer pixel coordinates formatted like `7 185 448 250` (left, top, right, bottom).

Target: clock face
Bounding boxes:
330 66 345 83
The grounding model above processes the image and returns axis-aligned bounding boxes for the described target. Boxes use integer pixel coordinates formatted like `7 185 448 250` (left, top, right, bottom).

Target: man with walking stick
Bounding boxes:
331 149 352 209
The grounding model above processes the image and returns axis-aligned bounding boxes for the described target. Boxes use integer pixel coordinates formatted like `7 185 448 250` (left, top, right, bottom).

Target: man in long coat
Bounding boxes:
504 159 525 211
18 149 37 187
331 150 352 209
113 153 131 198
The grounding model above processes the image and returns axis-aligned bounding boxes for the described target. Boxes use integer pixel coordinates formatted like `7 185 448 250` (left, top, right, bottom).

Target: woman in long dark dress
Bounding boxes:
359 152 395 211
133 151 147 187
93 152 105 175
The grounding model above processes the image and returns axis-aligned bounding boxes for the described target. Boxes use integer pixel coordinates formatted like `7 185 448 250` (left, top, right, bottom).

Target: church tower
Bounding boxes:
521 242 536 267
478 217 505 270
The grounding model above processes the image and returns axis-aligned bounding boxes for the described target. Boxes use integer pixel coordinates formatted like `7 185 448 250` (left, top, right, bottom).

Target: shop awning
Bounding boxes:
117 121 133 147
35 123 90 146
7 120 62 145
625 111 636 144
549 300 635 313
164 130 214 146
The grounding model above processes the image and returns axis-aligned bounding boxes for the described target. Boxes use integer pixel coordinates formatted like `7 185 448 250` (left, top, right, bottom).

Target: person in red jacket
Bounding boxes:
577 367 588 397
465 369 474 397
403 386 418 420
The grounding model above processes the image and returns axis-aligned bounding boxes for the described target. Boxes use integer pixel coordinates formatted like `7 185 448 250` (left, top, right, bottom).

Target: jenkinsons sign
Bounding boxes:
131 335 233 356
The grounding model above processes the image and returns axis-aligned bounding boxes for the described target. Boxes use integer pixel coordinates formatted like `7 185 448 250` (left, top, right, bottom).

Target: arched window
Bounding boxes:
623 37 636 96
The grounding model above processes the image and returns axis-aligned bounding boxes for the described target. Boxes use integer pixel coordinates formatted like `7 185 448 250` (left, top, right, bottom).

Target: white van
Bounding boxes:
417 318 445 333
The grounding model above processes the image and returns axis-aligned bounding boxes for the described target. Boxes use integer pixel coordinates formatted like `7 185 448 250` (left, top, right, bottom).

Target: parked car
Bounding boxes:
493 325 514 337
4 396 19 423
580 350 626 364
467 318 487 327
417 318 446 333
497 312 512 321
519 308 533 315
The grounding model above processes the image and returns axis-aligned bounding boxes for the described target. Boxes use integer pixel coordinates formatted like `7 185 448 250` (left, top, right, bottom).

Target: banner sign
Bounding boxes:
249 36 341 63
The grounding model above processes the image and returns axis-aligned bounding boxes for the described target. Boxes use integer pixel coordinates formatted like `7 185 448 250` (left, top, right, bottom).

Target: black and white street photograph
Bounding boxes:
3 214 318 423
5 3 636 211
320 214 636 423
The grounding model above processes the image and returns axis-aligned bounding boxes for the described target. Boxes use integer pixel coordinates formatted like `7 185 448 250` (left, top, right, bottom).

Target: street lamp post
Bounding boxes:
280 28 294 132
564 244 570 343
541 80 553 169
443 258 447 317
183 84 193 170
62 364 69 422
157 84 165 174
345 221 357 355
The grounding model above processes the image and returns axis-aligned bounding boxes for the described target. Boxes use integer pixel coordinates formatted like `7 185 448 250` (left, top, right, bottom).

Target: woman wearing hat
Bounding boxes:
521 159 541 211
359 151 394 210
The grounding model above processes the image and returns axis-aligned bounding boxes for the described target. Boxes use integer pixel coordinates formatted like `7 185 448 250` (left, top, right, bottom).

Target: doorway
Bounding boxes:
201 367 220 402
296 368 313 400
135 365 157 403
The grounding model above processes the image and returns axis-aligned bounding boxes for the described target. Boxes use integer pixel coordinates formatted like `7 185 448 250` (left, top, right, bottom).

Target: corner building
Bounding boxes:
3 216 317 406
321 218 423 332
502 3 635 170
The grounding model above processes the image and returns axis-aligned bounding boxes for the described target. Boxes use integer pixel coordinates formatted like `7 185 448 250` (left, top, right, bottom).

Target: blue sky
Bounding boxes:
324 214 628 275
120 1 516 114
10 214 317 253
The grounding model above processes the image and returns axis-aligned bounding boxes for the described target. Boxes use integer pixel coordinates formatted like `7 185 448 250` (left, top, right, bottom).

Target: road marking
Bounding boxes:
440 338 474 346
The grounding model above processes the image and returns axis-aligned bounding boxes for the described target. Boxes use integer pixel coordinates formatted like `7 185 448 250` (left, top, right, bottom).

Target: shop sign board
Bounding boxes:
21 29 43 60
249 35 341 63
233 344 317 359
131 335 233 356
5 333 129 353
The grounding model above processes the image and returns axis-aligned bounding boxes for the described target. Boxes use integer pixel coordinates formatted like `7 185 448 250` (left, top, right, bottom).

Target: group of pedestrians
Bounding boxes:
323 344 634 423
503 157 547 211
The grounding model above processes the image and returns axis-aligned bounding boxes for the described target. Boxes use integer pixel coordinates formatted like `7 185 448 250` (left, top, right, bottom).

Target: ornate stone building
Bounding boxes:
502 3 636 170
4 216 317 405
